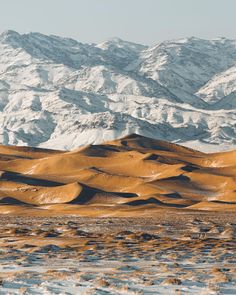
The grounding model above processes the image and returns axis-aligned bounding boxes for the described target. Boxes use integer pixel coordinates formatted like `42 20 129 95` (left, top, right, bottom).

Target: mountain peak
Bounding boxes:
1 29 20 37
96 37 147 53
107 37 124 43
0 30 21 42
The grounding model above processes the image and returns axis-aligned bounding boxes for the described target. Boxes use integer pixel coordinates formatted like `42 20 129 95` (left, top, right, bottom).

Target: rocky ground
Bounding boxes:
0 213 235 294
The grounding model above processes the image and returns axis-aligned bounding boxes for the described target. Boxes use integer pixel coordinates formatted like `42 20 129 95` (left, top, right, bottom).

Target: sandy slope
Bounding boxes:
0 134 235 216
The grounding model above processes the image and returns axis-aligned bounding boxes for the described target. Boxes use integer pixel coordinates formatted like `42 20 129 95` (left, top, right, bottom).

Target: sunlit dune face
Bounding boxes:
0 134 235 216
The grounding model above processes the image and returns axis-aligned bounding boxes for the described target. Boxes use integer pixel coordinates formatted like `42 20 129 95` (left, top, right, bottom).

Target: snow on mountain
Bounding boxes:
135 37 236 107
0 30 235 152
96 37 147 68
196 65 236 104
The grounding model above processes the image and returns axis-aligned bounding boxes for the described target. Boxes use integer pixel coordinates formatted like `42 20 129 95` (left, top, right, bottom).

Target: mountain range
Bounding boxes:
0 30 235 151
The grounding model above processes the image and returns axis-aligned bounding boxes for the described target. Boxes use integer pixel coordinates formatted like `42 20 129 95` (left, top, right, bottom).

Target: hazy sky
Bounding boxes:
0 0 236 45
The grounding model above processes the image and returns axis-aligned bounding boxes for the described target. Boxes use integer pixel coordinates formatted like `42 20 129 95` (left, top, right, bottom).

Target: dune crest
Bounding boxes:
0 134 235 216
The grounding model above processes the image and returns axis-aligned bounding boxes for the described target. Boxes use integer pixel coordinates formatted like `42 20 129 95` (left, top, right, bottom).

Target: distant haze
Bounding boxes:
1 0 236 45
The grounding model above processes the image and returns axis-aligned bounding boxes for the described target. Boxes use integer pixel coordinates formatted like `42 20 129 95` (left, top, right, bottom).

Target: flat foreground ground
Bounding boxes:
0 212 235 294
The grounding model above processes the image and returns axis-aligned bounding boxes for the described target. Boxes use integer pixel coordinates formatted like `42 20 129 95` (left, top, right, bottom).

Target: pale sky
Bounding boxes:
0 0 236 45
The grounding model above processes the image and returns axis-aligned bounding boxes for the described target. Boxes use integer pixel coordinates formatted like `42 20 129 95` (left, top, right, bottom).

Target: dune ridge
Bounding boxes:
0 134 235 216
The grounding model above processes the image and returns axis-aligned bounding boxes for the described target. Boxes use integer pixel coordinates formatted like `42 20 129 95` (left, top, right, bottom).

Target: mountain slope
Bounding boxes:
0 31 235 151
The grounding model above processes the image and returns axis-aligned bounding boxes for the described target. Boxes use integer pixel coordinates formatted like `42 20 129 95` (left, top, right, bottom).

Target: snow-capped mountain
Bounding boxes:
0 30 235 152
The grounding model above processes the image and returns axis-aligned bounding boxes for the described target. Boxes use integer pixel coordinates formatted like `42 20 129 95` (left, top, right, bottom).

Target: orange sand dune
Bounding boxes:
0 134 235 216
0 181 82 205
0 145 62 160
